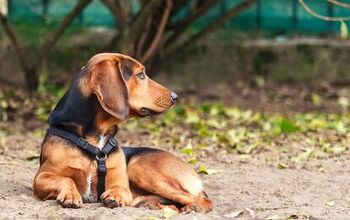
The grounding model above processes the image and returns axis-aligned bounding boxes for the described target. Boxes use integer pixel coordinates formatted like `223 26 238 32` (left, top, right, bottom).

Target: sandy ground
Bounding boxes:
1 132 350 220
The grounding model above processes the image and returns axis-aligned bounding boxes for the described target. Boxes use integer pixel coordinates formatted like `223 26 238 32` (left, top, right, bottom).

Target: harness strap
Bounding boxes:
48 126 118 200
96 137 117 199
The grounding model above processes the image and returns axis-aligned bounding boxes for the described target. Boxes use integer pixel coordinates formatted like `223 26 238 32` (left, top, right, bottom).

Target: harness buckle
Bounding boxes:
96 151 107 161
108 138 117 147
77 138 89 149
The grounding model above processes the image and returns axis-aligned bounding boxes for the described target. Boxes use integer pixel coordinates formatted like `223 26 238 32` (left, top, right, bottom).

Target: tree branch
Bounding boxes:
327 0 350 8
0 14 31 73
165 0 220 48
299 0 350 21
168 0 219 29
117 0 163 53
131 0 163 37
101 0 130 27
114 0 129 26
140 0 173 63
100 0 119 23
165 0 256 57
35 0 92 66
136 18 152 58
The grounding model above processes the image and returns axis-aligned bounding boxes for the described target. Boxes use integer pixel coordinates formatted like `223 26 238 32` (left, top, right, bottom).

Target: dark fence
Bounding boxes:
7 0 350 34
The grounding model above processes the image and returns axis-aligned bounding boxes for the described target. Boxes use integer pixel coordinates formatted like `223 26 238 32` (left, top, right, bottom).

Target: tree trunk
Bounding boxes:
140 0 172 63
115 0 163 54
24 68 39 92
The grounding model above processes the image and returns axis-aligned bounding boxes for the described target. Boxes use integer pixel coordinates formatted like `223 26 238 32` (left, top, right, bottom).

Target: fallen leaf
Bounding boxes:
224 210 244 218
146 217 160 220
161 207 177 219
197 164 219 175
338 96 349 109
245 207 255 217
198 164 208 174
187 157 197 164
206 169 220 175
280 118 301 133
277 162 288 169
265 214 281 220
325 200 335 207
311 93 322 106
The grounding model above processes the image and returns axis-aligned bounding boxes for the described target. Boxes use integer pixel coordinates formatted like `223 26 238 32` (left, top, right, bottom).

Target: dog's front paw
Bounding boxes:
57 189 83 208
101 186 132 208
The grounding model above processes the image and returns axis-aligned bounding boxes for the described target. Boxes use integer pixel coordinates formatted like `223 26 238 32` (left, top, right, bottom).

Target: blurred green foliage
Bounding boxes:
0 86 349 170
121 101 350 165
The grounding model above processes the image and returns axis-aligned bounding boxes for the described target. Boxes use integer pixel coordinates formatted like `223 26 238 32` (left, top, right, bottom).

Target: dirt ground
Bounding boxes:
0 130 350 220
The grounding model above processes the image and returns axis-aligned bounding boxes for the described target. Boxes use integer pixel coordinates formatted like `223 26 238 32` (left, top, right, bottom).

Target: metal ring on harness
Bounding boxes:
96 152 107 161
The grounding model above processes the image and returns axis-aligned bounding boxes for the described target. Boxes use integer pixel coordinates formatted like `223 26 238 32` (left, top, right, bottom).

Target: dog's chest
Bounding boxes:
82 135 107 203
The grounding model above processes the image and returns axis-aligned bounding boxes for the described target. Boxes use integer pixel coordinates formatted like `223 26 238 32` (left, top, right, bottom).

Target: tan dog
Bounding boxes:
33 53 212 213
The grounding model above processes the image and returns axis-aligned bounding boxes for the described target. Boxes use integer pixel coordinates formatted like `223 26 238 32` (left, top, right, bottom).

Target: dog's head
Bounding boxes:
81 53 177 121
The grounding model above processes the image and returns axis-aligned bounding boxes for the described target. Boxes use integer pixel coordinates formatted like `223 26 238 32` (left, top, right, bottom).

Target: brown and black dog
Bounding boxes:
33 53 212 213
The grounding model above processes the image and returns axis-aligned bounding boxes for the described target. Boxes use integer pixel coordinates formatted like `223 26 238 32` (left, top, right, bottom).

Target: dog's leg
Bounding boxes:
126 150 213 213
136 180 212 213
33 171 83 208
101 151 132 208
131 194 180 212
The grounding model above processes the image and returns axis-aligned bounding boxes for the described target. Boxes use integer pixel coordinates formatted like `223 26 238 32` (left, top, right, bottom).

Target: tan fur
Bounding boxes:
127 151 212 213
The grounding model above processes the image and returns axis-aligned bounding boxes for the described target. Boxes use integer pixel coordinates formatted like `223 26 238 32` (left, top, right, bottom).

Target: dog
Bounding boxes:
33 53 213 213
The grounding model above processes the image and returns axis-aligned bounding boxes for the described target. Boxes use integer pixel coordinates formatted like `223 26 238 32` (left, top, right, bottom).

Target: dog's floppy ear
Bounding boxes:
89 60 129 120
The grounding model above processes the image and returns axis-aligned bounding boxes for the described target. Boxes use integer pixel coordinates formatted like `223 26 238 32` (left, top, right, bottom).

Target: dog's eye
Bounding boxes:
137 72 146 80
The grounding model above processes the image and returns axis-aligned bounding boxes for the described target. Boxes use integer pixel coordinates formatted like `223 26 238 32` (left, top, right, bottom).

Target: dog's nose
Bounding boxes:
170 92 178 103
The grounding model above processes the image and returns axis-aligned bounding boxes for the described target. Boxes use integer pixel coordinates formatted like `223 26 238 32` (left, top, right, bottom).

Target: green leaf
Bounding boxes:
198 164 208 174
185 111 200 124
181 141 194 156
280 118 301 133
187 157 198 164
226 128 246 145
311 93 322 106
201 103 212 113
254 75 265 87
206 118 226 129
276 162 288 169
308 118 327 130
340 20 348 39
0 100 8 109
197 164 219 175
332 145 347 154
173 104 185 116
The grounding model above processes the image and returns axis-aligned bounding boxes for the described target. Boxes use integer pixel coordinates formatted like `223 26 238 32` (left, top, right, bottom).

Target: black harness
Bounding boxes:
48 126 118 200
